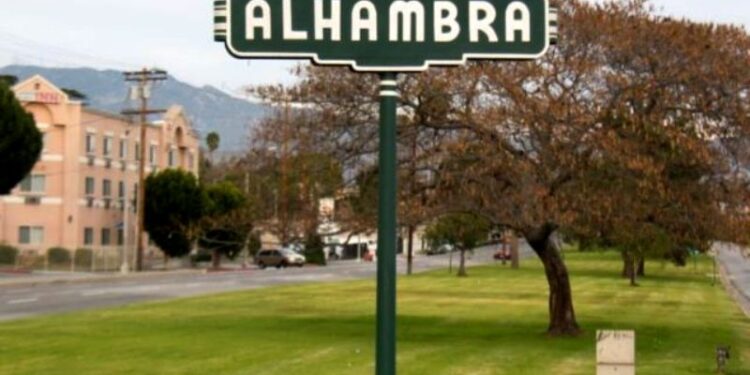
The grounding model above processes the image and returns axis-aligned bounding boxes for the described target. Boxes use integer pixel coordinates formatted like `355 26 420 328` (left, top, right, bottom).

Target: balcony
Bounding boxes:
87 156 96 167
86 197 95 208
104 158 112 169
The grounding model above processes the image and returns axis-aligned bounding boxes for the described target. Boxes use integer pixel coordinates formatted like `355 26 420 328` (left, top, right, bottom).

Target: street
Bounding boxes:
716 243 750 315
0 245 528 322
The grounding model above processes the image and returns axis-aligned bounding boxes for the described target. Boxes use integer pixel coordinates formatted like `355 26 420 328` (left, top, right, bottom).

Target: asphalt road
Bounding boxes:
0 245 532 322
716 243 750 315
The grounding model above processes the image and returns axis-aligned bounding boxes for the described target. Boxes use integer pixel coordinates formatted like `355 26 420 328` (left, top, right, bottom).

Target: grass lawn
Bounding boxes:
0 251 747 375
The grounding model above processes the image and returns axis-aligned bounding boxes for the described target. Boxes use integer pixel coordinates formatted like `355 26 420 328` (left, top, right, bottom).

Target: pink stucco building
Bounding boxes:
0 75 200 257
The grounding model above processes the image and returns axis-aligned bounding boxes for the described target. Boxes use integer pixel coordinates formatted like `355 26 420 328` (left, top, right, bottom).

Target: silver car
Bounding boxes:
255 249 306 269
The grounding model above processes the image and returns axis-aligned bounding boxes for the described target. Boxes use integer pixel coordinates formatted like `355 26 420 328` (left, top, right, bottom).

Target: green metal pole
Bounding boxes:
376 72 398 375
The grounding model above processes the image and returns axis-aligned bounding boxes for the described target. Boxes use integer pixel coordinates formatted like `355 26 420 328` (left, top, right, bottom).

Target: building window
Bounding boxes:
168 149 175 167
85 133 96 154
135 142 141 161
188 152 194 170
103 136 113 157
119 139 128 159
101 228 111 246
19 226 44 245
118 181 125 199
19 175 46 194
84 228 94 246
85 177 95 196
103 179 112 197
117 229 124 246
149 145 157 165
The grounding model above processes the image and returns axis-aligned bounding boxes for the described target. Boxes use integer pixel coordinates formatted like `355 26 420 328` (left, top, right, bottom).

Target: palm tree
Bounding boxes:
206 132 220 162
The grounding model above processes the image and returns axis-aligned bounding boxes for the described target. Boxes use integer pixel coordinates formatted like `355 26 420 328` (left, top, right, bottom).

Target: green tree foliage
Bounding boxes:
304 232 326 266
0 75 17 86
203 133 221 182
206 132 220 158
47 247 71 265
144 170 205 258
204 181 245 216
74 248 93 268
0 244 19 265
200 181 248 268
61 88 87 101
149 229 193 260
0 82 42 195
425 213 491 277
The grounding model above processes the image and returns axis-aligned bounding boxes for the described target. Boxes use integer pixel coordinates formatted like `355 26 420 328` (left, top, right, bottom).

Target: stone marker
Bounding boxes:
597 330 636 375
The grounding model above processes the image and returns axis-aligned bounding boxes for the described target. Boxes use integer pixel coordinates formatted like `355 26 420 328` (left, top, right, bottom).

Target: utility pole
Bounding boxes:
121 129 131 274
122 68 167 272
279 92 292 246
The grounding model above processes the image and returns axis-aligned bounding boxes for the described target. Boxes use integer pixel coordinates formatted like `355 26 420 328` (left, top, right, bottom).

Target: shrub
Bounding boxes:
47 247 72 264
74 248 94 268
304 233 327 266
0 244 18 265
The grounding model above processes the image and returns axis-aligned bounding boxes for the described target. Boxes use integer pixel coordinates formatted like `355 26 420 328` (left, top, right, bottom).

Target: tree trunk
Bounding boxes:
511 233 520 269
622 252 638 286
637 257 645 277
407 225 414 275
622 252 633 279
458 248 468 277
526 224 581 336
212 249 221 270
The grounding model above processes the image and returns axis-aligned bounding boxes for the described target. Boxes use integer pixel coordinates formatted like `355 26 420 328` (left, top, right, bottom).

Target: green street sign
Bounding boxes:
214 0 557 71
214 2 555 374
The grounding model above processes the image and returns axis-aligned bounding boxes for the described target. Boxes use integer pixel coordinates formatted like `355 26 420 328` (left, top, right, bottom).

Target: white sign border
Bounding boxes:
223 0 551 72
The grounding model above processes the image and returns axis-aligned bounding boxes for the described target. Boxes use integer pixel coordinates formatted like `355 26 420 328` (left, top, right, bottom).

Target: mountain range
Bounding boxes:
0 65 270 153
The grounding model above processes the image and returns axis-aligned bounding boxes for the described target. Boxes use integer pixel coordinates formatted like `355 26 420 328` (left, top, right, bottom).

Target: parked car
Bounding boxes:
494 250 512 261
426 244 455 256
283 243 305 255
255 249 306 269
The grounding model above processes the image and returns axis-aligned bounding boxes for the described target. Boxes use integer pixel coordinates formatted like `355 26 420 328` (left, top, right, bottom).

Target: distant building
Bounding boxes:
0 75 200 255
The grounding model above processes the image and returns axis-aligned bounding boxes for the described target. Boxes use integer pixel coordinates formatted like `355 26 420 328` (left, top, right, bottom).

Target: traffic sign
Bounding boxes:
215 0 556 71
214 2 556 374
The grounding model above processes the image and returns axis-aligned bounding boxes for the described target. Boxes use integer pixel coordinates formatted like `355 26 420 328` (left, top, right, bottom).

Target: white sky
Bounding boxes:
0 0 748 94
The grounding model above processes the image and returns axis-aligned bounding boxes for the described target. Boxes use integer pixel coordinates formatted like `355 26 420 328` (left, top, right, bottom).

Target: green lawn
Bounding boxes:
0 252 748 375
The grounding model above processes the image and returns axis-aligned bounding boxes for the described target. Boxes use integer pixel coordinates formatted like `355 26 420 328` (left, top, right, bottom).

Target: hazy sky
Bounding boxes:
1 0 748 94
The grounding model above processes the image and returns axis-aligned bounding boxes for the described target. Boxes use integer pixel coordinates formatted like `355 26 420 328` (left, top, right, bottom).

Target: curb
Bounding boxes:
0 269 205 288
0 268 32 275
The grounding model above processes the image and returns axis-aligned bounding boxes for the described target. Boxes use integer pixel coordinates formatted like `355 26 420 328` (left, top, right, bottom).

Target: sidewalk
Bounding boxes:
0 268 205 288
716 243 750 317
